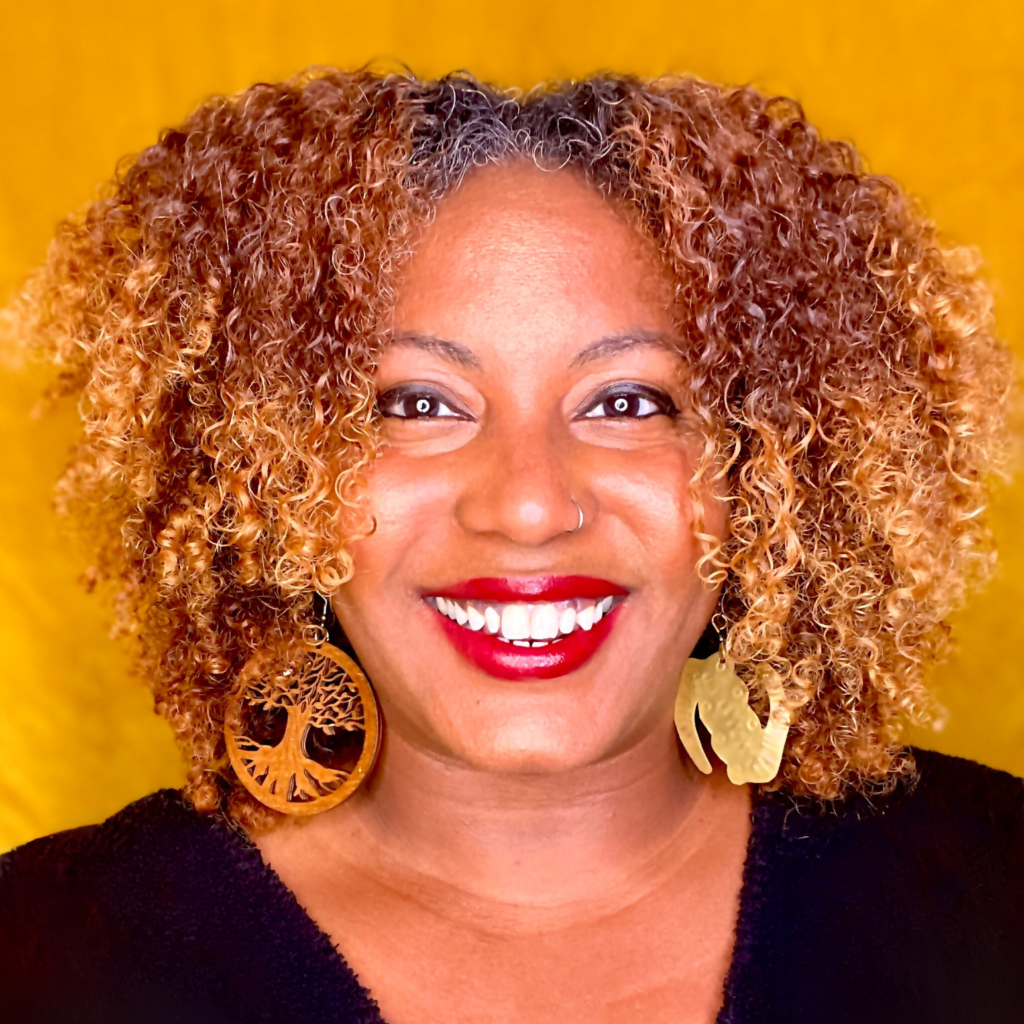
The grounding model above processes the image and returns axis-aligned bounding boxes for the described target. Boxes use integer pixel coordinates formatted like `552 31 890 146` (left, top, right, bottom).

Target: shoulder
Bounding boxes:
1 788 232 885
897 746 1024 839
802 748 1021 876
752 747 1024 878
725 750 1024 1023
0 791 239 1019
876 748 1024 921
0 791 375 1024
1 789 212 918
766 747 1024 927
0 789 254 945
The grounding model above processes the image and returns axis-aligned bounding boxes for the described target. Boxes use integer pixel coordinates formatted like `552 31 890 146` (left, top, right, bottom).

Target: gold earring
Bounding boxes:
225 639 381 816
674 649 790 785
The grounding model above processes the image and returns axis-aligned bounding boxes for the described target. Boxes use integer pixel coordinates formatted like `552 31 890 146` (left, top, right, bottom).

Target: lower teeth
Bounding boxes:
498 637 564 647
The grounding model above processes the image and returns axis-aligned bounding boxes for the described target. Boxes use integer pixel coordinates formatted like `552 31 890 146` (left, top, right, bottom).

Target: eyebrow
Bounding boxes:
571 330 676 366
388 329 674 368
389 332 481 369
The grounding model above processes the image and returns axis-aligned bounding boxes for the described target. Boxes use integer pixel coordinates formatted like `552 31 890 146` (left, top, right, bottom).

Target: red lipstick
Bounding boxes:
434 576 627 602
427 576 628 681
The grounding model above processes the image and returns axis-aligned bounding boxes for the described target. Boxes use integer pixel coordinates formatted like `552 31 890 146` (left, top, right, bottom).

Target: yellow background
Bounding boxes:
1 0 1022 852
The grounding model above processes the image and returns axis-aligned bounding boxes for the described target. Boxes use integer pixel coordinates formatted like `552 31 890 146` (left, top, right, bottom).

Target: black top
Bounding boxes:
1 748 1022 1023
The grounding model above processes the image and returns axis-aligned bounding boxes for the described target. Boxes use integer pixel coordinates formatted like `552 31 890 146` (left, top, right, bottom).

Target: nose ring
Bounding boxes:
569 498 584 533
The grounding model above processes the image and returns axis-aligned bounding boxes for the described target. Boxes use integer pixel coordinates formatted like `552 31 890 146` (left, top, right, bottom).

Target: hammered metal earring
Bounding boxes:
224 597 381 816
674 649 790 785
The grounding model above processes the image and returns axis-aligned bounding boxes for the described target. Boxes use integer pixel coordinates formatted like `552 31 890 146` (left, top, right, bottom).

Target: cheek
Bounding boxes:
589 445 700 569
346 450 457 579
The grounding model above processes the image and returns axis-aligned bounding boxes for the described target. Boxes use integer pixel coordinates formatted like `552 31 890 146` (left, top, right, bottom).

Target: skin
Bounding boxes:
258 163 751 1024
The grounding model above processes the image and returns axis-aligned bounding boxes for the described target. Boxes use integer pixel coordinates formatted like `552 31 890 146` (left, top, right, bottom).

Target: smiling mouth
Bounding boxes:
425 576 628 680
427 595 624 647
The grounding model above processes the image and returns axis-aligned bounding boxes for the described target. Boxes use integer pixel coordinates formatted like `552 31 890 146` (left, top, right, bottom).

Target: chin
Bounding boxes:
451 720 611 775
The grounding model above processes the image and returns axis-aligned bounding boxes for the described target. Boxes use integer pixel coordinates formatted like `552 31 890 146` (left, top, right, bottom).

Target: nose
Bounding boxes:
454 419 581 546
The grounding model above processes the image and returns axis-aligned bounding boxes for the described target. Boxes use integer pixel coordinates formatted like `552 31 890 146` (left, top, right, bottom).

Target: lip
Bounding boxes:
427 576 628 681
431 576 629 602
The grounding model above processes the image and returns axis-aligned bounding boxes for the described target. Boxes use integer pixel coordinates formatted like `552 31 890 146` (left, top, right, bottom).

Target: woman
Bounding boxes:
0 70 1021 1023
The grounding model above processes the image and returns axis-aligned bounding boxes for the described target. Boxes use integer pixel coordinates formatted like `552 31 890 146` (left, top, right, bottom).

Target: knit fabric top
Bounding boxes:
2 748 1022 1023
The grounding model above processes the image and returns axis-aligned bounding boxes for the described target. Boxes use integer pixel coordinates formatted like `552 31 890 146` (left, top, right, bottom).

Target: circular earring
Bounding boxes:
225 638 381 816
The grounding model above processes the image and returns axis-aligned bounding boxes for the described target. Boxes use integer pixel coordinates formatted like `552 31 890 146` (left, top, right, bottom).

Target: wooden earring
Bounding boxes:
674 650 790 785
225 641 381 816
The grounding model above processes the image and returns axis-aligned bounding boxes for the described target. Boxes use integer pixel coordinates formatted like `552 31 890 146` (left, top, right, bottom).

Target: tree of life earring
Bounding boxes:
224 595 381 815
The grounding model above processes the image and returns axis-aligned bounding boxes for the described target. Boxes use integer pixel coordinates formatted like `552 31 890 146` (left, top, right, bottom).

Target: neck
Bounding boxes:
306 726 745 913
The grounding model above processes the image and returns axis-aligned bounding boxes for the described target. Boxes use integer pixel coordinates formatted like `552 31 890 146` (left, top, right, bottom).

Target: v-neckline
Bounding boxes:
235 788 783 1024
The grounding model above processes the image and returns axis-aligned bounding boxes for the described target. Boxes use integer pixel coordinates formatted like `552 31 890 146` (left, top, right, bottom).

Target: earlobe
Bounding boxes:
674 650 790 785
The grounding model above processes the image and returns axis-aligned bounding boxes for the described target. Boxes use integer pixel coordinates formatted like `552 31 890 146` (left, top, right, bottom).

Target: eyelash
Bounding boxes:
377 385 467 420
579 384 679 421
376 383 679 421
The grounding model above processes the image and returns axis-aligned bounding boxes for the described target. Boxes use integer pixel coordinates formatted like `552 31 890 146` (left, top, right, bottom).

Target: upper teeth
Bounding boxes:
429 595 619 645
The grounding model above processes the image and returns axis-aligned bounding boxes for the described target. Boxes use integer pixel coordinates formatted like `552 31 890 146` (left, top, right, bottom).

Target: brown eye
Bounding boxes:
378 386 466 420
581 385 678 420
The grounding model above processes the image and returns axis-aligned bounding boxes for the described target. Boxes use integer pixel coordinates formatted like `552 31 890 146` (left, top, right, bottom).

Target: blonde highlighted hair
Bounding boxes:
5 70 1011 827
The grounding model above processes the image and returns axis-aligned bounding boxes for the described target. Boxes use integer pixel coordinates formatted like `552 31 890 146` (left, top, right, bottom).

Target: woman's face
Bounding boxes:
333 163 725 773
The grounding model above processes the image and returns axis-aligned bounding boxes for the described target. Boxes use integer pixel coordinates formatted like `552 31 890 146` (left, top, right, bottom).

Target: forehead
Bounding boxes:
393 162 673 341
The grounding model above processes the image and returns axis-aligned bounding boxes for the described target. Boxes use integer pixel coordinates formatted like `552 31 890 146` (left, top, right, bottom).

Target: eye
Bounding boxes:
580 384 679 420
377 385 468 420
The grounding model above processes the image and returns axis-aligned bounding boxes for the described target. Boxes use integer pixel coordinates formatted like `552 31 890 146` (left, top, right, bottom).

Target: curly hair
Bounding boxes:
3 69 1011 827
